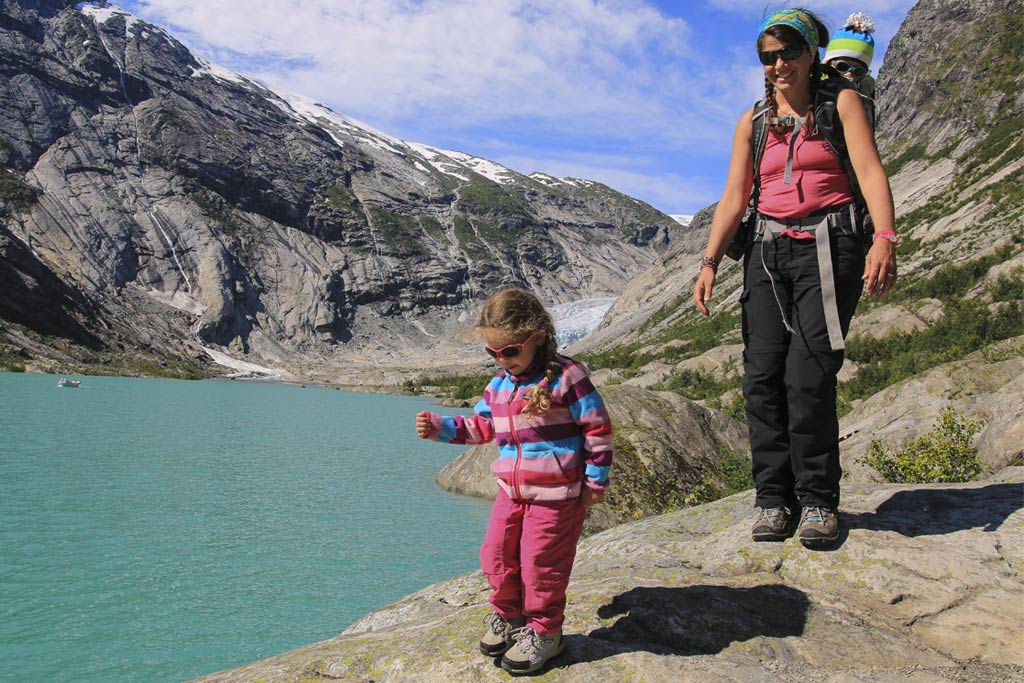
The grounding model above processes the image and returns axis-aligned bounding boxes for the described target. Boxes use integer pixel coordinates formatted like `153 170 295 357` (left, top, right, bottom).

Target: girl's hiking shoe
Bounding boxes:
480 612 526 657
501 627 565 675
798 506 839 548
752 506 793 541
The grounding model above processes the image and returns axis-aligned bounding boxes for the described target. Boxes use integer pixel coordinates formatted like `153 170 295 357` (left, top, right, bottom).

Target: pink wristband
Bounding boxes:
873 230 899 244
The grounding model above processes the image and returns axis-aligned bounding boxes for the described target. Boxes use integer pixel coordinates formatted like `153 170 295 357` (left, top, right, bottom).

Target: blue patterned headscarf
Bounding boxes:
758 9 819 54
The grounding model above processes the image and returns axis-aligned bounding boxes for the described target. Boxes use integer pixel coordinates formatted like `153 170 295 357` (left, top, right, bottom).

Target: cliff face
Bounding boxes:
193 470 1024 683
0 1 679 372
875 0 1022 159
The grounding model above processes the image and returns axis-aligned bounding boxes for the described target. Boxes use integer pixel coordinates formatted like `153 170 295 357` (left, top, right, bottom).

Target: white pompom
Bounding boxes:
844 12 875 34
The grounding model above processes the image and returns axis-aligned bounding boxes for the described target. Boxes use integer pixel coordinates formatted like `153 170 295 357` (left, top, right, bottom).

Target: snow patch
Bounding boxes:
404 142 471 182
268 89 409 156
551 298 616 347
78 3 140 31
190 57 251 86
670 214 694 226
561 177 595 189
443 150 516 185
529 172 563 187
404 143 519 185
411 320 436 338
200 345 290 379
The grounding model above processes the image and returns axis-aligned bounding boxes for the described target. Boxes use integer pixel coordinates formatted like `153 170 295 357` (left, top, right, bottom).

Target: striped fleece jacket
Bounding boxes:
424 357 613 502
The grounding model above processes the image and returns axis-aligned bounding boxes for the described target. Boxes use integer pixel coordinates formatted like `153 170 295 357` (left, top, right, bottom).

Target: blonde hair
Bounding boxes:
478 288 562 415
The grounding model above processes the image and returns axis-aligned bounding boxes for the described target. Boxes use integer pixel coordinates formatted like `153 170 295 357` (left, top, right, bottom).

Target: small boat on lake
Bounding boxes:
57 377 81 388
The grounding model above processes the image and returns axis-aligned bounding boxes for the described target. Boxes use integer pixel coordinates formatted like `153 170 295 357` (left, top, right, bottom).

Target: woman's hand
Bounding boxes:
415 411 432 439
693 267 717 316
862 238 898 297
581 486 606 508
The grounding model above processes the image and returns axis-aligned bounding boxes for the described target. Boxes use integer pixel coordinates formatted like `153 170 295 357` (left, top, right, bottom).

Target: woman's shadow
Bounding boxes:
778 482 1022 552
566 584 810 665
842 482 1021 536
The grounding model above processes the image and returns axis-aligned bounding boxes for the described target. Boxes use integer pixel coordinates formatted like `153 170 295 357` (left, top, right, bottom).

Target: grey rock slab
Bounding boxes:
193 473 1024 683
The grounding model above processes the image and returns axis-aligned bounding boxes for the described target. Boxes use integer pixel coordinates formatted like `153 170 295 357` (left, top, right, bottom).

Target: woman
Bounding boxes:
692 8 898 548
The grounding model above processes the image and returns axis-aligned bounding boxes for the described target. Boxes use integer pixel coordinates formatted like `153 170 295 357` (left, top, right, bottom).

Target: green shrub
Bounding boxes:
0 169 41 213
884 142 929 176
722 392 747 424
841 298 1023 406
684 446 753 506
860 406 984 483
717 446 754 495
458 176 532 216
416 373 492 401
657 368 741 401
580 309 742 373
990 272 1024 302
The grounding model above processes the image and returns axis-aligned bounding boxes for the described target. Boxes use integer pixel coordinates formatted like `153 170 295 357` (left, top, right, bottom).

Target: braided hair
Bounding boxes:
477 288 562 416
758 9 830 136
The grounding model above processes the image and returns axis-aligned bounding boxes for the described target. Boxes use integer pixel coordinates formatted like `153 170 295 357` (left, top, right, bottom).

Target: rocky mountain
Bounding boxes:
194 469 1024 683
0 0 679 377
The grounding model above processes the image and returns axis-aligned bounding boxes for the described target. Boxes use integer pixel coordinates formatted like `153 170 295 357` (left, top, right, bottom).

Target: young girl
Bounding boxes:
693 8 897 548
415 288 612 675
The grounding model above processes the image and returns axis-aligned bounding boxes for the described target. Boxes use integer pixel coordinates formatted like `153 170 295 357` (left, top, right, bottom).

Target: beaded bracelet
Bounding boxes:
700 256 719 273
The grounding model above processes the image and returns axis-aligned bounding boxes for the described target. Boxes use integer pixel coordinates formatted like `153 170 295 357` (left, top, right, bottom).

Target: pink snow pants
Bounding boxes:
480 488 587 635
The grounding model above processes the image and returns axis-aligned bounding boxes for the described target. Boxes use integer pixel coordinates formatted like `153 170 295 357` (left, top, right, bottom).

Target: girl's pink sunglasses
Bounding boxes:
486 331 541 359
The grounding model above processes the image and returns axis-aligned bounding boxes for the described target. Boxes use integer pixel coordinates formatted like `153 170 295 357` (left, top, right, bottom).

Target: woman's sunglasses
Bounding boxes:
485 331 541 359
757 45 805 65
831 60 868 78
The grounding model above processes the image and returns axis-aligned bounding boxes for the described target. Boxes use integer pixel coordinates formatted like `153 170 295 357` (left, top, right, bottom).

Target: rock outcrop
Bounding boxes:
436 384 749 532
193 469 1024 683
839 336 1024 480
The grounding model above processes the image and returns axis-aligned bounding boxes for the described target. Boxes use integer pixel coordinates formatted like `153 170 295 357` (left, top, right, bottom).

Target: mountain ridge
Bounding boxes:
0 0 681 378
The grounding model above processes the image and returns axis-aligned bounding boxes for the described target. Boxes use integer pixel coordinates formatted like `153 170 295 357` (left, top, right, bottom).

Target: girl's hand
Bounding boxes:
693 268 716 316
581 487 606 508
415 411 432 439
862 238 897 297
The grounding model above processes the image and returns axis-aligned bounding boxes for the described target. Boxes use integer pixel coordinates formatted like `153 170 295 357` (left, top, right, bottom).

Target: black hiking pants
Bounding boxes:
741 231 864 510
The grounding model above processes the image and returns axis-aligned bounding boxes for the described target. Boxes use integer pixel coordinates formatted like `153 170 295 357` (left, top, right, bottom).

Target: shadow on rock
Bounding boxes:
570 584 809 663
844 484 1022 536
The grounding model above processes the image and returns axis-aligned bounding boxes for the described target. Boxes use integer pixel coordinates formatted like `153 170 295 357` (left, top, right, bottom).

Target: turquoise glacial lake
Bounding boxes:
0 372 491 682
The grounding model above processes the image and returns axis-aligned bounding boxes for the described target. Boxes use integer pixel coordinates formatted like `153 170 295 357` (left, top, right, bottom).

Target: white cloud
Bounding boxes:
132 0 694 131
707 1 915 18
118 0 917 213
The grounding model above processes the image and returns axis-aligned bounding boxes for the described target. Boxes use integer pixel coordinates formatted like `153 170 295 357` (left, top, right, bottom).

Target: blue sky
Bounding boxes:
113 1 917 215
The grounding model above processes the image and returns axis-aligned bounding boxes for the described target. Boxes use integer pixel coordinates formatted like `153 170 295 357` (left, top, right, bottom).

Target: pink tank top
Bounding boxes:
756 128 855 221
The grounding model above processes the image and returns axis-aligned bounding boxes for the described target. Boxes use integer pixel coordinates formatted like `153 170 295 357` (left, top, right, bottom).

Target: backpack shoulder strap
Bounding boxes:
814 75 852 155
814 76 868 207
749 99 771 208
